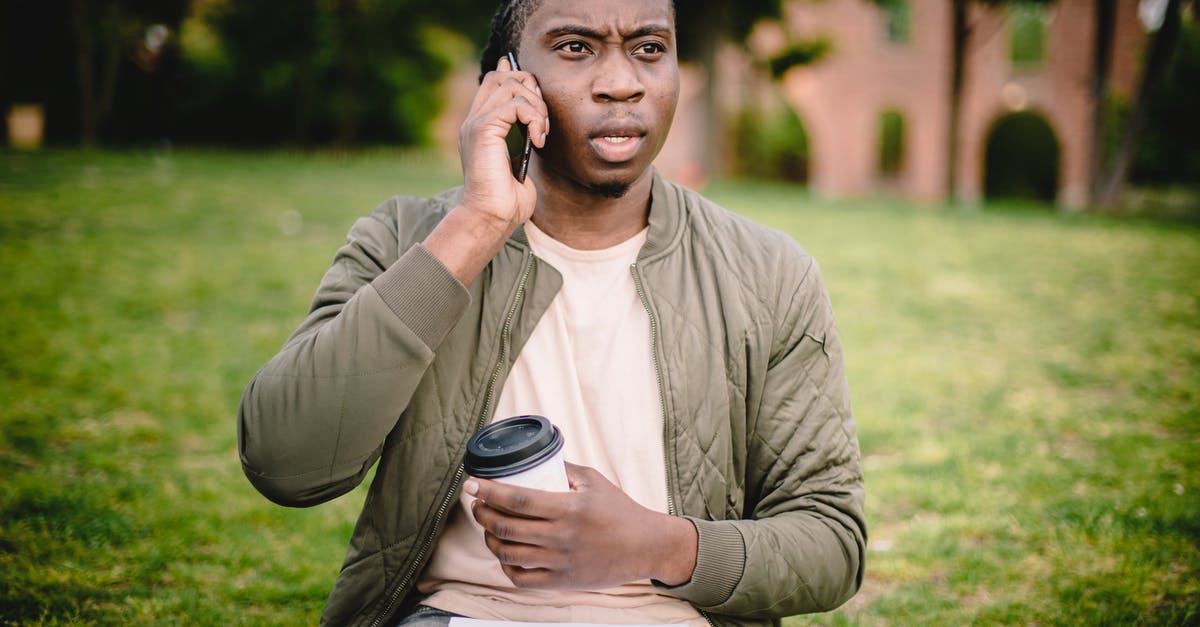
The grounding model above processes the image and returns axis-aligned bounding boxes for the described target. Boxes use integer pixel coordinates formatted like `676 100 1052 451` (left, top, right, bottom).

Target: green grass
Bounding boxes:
2 149 1197 625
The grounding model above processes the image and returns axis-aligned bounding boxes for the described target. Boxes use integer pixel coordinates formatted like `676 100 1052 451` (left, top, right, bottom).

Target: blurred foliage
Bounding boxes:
1131 17 1200 186
733 95 810 183
1008 1 1048 66
0 0 483 147
674 0 784 61
766 38 831 79
880 0 911 44
174 0 473 146
1 0 798 148
0 0 189 143
984 111 1060 202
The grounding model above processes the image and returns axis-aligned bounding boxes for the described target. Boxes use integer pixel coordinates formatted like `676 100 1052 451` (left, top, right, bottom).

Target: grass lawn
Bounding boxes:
1 149 1197 625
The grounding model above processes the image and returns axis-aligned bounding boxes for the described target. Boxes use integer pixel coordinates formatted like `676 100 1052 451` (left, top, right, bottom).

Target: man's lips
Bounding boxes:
588 127 647 163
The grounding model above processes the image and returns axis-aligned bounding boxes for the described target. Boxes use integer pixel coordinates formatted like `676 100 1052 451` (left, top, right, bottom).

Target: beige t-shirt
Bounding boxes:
418 222 703 626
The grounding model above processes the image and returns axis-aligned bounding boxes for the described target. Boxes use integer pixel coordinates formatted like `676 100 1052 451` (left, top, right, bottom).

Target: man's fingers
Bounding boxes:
473 74 546 117
473 81 549 141
467 478 564 519
471 99 548 148
473 66 544 114
492 56 540 99
482 530 555 567
502 564 562 589
501 564 558 589
482 531 564 589
563 461 603 490
467 69 549 145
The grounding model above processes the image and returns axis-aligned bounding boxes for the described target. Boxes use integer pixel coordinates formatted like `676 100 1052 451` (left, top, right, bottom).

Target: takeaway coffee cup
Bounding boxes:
464 415 569 492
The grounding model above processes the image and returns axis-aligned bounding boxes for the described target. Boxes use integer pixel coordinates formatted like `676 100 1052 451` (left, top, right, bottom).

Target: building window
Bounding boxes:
878 109 906 177
881 0 911 43
1009 2 1047 66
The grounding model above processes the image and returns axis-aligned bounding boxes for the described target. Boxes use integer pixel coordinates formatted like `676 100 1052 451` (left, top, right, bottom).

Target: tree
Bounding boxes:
1130 6 1200 186
1088 0 1117 204
1097 0 1185 207
948 0 969 201
674 1 787 175
176 0 463 146
63 0 186 144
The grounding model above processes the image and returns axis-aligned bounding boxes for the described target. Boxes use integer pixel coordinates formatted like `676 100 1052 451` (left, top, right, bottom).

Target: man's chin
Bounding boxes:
587 180 634 199
581 165 655 199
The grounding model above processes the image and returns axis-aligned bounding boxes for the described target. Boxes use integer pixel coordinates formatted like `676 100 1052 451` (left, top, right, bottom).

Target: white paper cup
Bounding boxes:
492 445 568 492
464 415 569 493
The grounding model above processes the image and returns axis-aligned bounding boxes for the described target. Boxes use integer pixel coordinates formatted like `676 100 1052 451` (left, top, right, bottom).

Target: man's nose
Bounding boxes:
592 51 645 103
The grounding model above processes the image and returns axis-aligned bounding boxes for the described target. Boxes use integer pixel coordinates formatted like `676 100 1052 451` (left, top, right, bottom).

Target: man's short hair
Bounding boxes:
478 0 676 82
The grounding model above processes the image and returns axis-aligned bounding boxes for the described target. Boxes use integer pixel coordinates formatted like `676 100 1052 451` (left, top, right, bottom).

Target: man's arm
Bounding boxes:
667 258 866 616
238 210 470 507
423 55 548 287
239 57 550 507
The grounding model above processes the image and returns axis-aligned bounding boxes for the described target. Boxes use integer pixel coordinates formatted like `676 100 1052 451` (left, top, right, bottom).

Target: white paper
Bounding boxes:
450 618 686 627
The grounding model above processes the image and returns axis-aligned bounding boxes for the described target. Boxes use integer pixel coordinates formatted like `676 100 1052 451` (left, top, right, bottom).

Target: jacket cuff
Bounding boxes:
656 517 746 608
371 243 470 349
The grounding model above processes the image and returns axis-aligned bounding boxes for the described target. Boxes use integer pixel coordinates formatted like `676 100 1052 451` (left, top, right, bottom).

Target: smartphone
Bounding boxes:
506 51 534 183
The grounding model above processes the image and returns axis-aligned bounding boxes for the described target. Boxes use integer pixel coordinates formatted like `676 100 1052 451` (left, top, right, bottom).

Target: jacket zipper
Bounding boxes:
368 252 534 627
630 263 676 517
632 262 717 627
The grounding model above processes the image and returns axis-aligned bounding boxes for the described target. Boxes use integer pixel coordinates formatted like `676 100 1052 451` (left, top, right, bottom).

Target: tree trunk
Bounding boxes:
695 6 726 178
289 0 318 146
1088 0 1116 205
333 0 364 147
946 0 968 203
73 0 97 146
98 4 124 126
1098 0 1182 207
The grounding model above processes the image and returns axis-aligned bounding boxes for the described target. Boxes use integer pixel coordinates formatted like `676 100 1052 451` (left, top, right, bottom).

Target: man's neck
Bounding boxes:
528 165 653 251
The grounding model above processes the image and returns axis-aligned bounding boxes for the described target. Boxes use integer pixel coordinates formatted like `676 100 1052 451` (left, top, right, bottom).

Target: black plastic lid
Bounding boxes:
464 415 564 479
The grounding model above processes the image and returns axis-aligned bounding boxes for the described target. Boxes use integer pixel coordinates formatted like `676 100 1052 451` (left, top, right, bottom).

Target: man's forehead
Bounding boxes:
527 0 674 37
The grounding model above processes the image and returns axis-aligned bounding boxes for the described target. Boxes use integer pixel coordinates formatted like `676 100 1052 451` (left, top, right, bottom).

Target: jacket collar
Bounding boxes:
640 169 685 263
507 169 686 261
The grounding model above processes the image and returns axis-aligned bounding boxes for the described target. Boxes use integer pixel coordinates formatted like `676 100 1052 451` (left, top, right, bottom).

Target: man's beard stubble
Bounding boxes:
588 180 632 199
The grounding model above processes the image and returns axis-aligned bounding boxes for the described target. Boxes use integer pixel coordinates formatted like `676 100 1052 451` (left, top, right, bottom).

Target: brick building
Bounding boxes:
739 0 1148 207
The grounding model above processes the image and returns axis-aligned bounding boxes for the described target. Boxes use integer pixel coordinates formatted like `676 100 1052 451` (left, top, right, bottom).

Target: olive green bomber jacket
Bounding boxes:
238 173 866 627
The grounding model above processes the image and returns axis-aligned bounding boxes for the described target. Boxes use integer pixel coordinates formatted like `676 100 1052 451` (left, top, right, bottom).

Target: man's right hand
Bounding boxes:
422 56 550 287
460 56 548 233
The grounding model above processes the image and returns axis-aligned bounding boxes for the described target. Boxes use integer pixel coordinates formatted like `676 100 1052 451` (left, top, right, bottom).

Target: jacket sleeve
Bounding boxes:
238 199 469 507
665 257 866 617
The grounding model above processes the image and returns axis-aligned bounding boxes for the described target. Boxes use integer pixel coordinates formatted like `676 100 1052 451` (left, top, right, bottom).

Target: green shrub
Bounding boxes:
734 98 811 183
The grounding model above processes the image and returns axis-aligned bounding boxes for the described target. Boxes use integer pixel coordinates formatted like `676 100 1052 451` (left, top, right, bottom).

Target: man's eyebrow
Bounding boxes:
542 23 674 41
625 24 674 40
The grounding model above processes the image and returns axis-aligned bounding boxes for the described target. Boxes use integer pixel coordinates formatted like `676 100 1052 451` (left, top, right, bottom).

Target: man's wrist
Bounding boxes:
648 514 698 586
422 205 516 287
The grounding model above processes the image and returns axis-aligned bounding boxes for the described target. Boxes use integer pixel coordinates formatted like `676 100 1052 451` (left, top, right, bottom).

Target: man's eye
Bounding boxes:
634 42 666 55
560 41 589 54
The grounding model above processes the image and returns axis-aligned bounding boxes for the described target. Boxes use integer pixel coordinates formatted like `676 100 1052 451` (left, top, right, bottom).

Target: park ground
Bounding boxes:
1 149 1197 625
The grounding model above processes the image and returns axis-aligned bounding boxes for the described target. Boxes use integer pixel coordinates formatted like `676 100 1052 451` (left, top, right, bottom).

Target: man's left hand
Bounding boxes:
465 462 698 590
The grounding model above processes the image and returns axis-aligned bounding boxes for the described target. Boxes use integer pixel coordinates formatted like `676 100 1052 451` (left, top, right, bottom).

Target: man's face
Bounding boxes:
517 0 679 198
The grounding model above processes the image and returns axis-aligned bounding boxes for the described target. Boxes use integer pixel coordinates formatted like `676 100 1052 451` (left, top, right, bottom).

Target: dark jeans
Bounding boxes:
394 605 462 627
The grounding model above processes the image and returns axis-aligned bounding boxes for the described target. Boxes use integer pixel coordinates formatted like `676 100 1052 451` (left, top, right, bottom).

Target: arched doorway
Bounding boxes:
983 111 1060 203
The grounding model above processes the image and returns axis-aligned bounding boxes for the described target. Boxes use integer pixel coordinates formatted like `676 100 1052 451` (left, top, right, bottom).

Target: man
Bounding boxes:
238 0 865 625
